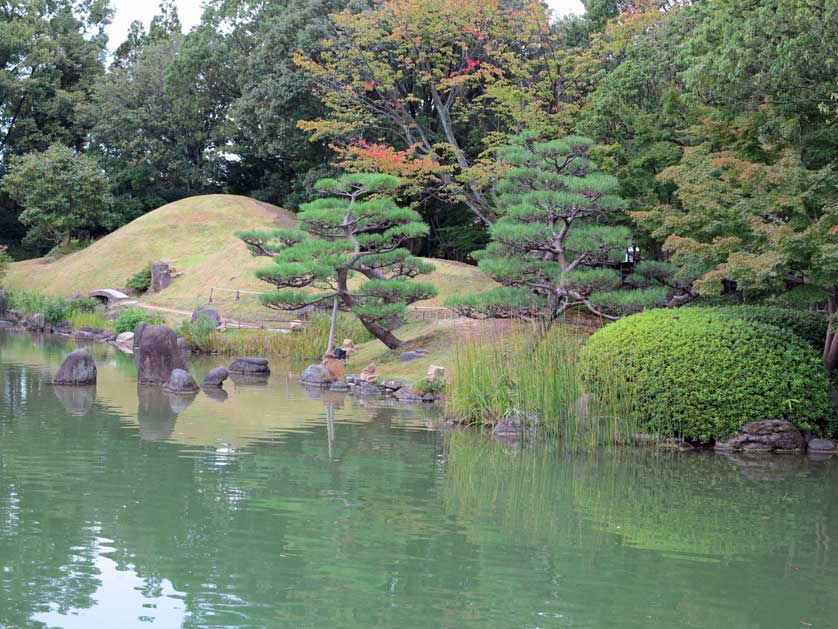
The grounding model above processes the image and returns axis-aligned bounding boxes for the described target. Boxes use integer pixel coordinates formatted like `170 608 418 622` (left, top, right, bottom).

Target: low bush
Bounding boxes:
68 296 100 314
114 307 163 334
42 298 70 325
414 377 445 396
126 263 152 294
712 305 827 349
6 289 70 324
179 315 219 353
579 308 834 442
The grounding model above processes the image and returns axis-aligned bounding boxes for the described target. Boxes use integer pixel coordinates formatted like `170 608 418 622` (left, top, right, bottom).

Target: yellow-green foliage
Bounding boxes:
68 310 111 330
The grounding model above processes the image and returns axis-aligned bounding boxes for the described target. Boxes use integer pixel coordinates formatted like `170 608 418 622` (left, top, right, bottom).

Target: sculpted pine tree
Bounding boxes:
237 173 436 349
447 134 668 321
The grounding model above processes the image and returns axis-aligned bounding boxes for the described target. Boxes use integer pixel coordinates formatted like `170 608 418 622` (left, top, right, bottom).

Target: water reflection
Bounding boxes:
53 384 97 416
136 386 180 441
201 386 229 403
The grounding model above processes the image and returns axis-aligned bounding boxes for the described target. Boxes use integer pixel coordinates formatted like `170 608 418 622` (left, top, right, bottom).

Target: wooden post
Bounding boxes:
327 296 338 355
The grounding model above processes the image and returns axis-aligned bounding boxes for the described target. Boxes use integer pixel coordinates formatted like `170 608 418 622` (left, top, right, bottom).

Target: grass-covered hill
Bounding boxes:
6 194 493 322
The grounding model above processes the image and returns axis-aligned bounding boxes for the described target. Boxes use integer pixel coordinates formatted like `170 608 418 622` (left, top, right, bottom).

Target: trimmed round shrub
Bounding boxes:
579 308 833 442
712 305 827 350
114 307 163 334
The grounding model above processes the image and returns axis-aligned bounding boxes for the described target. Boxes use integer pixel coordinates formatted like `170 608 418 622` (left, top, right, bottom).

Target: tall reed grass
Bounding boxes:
447 323 644 447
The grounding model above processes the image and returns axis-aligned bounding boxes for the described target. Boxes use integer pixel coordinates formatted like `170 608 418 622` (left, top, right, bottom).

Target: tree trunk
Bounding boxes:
326 296 338 354
359 316 402 350
825 294 838 375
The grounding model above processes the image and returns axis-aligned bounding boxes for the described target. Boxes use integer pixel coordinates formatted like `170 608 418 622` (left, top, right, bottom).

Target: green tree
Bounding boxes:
635 144 838 372
1 144 111 248
237 173 436 349
448 134 668 321
0 0 112 254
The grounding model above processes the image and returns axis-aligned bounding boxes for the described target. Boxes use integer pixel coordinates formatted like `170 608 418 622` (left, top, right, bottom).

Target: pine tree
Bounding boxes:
447 134 667 321
237 173 437 349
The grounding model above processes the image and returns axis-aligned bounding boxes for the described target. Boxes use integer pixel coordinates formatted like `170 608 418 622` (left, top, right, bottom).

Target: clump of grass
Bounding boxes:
179 314 219 353
68 310 111 331
5 289 70 323
189 313 374 360
448 322 642 448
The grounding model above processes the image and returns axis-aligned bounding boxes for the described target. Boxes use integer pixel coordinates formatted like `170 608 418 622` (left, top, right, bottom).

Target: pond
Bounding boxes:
1 330 837 628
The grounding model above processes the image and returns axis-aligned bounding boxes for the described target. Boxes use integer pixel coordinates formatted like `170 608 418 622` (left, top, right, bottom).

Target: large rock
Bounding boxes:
191 307 221 328
136 325 186 385
202 367 229 388
229 357 270 375
150 260 172 293
162 369 200 394
53 348 97 385
394 385 424 402
714 419 807 452
132 321 146 350
300 363 334 387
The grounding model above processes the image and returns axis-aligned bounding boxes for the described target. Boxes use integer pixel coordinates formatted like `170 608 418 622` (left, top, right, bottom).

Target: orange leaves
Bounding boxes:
334 141 440 179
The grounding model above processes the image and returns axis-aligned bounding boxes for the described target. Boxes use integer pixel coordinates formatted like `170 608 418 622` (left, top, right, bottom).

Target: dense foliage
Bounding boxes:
713 306 828 351
580 308 834 442
237 173 436 349
126 263 153 294
114 307 164 334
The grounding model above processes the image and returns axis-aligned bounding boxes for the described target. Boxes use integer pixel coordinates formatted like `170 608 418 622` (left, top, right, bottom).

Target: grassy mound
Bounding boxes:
580 308 834 442
6 194 494 322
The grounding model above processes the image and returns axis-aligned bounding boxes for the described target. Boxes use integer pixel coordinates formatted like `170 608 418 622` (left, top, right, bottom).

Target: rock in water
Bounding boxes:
191 308 221 328
300 364 334 387
53 348 97 385
229 357 270 375
115 332 134 352
808 438 835 452
353 382 382 396
162 369 200 394
29 313 45 331
133 321 146 350
150 260 172 292
714 419 806 452
136 325 186 385
202 367 229 388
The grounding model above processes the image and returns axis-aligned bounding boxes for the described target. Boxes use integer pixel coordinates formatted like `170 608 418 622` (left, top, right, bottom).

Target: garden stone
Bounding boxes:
202 367 229 388
353 382 382 396
136 325 186 385
191 307 221 328
229 357 270 375
394 385 424 402
115 332 134 351
150 260 172 292
29 313 45 331
53 348 97 385
177 337 192 354
329 381 351 393
75 330 96 341
380 379 404 392
399 349 428 362
300 363 334 387
808 438 835 452
714 420 806 452
162 369 200 394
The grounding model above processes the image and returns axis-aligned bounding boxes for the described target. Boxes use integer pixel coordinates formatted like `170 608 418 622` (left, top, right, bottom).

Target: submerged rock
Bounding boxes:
300 363 334 387
229 357 270 375
137 325 186 385
162 369 200 394
202 367 229 388
53 348 97 385
714 419 806 453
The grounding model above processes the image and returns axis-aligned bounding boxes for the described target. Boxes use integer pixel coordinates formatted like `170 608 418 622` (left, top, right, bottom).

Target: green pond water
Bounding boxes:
1 330 837 628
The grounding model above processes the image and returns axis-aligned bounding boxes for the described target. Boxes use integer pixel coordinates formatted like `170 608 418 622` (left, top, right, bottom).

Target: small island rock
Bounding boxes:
162 369 200 394
53 348 97 385
229 357 270 375
202 367 229 388
137 325 187 385
300 364 334 386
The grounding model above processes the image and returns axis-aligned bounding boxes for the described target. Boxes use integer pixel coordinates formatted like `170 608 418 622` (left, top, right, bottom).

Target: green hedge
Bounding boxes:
579 308 833 442
712 306 827 349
